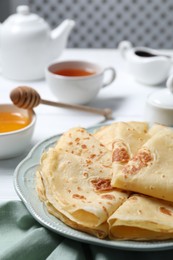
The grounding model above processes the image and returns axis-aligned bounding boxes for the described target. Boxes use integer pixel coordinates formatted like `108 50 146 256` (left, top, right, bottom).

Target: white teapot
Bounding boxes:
0 5 75 81
119 41 172 85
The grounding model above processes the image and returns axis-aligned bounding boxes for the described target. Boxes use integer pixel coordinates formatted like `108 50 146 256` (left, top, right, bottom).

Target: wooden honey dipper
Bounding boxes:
10 86 113 119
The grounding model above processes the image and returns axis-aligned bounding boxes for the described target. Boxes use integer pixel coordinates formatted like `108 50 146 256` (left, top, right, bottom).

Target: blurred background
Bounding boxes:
0 0 173 49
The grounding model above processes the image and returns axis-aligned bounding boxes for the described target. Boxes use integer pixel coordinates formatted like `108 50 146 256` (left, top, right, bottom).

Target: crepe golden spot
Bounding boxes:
83 172 88 178
137 209 142 214
91 178 113 192
134 148 153 164
122 148 153 175
112 140 130 163
101 194 115 200
160 207 173 216
76 129 84 133
86 159 92 165
112 147 129 163
72 194 86 200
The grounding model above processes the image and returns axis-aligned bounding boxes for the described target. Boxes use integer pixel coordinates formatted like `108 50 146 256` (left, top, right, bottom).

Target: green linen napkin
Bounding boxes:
0 201 90 260
0 201 173 260
0 201 61 260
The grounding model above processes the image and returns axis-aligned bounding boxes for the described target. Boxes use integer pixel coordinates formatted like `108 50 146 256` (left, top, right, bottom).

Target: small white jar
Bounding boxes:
145 88 173 126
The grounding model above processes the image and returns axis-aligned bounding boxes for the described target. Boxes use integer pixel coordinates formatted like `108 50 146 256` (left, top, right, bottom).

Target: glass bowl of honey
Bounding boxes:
0 104 36 159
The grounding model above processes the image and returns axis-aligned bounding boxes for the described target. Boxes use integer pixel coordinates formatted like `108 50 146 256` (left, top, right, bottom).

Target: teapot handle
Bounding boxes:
118 40 133 59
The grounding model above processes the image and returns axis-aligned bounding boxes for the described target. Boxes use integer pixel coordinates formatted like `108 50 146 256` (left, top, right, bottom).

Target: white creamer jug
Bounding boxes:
119 41 172 85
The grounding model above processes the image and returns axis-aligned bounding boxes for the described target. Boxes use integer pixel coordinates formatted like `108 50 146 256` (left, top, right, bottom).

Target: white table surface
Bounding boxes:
0 48 168 201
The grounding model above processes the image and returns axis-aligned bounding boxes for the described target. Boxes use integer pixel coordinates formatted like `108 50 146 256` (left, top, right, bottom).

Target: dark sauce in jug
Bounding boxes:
135 50 157 58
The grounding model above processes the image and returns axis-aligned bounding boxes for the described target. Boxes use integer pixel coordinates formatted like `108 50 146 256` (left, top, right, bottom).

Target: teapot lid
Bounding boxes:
3 5 49 30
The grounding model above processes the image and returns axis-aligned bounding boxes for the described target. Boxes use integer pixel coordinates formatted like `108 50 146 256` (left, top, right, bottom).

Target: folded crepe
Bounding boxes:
36 148 128 238
36 122 173 240
108 194 173 240
36 170 109 239
112 127 173 202
94 121 149 151
148 123 167 136
55 127 112 167
106 122 150 186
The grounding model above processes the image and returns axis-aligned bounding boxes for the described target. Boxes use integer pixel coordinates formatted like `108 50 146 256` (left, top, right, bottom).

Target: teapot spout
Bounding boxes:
50 19 75 58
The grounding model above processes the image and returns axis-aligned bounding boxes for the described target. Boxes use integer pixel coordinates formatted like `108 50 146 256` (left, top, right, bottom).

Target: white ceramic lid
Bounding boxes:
147 88 173 109
3 5 49 30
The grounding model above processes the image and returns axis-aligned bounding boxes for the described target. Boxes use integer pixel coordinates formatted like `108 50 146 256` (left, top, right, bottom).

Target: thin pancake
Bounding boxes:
94 121 149 151
110 122 150 187
148 123 167 136
55 127 111 167
112 127 173 202
37 148 128 233
36 171 109 238
108 194 173 240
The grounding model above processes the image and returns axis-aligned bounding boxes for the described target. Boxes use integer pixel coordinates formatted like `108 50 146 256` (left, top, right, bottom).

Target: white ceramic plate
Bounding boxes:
14 125 173 251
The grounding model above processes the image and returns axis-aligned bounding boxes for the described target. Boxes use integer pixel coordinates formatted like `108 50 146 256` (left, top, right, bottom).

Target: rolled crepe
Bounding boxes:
112 127 173 202
108 194 173 240
36 148 128 237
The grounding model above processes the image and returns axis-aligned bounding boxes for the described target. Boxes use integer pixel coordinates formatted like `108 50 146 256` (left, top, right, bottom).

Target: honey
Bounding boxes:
0 112 30 133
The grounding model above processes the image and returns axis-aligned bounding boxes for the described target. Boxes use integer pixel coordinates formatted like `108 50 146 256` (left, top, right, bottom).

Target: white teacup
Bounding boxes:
45 60 116 104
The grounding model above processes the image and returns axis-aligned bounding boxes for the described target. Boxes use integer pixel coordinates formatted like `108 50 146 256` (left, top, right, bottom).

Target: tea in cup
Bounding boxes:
45 60 116 104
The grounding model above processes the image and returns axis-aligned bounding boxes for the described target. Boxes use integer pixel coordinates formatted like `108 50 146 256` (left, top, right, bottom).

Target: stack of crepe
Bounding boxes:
36 122 173 240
